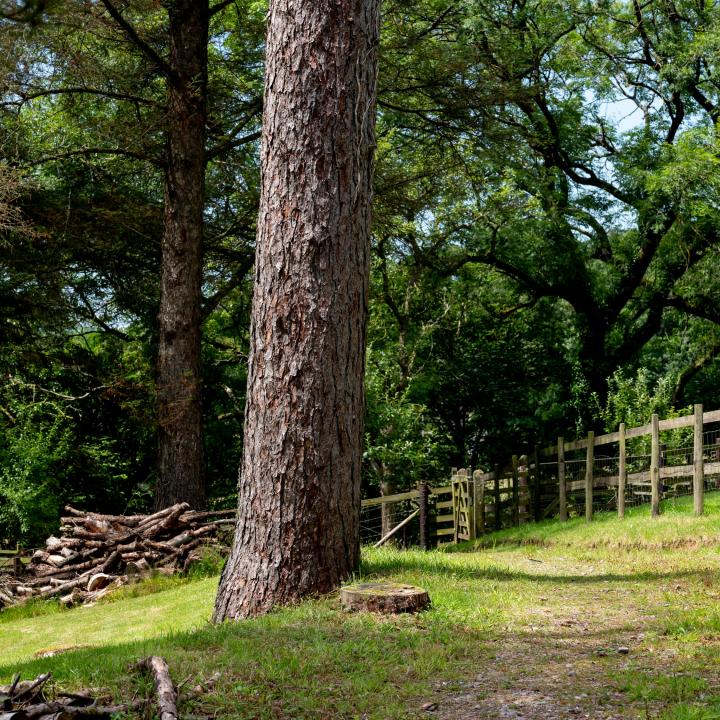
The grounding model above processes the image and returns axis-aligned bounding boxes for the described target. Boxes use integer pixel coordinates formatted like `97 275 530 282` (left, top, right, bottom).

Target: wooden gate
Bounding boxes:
452 469 486 542
452 469 472 541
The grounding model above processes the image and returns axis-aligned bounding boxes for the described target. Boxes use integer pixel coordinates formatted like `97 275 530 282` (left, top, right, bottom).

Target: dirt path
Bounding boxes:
430 552 701 720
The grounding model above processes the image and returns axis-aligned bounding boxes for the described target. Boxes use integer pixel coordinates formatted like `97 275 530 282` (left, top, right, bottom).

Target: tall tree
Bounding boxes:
214 0 380 620
1 0 263 510
374 0 720 417
152 0 209 510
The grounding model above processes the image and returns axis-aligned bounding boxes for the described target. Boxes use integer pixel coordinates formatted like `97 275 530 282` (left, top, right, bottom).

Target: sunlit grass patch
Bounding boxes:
0 576 217 668
467 491 720 550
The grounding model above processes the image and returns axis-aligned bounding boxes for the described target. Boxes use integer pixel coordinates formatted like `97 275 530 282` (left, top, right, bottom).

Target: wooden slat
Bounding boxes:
659 416 694 431
625 423 652 439
429 485 452 496
433 527 456 536
567 463 720 494
361 490 419 508
660 464 692 479
435 500 453 510
435 514 454 523
704 409 720 424
656 462 720 479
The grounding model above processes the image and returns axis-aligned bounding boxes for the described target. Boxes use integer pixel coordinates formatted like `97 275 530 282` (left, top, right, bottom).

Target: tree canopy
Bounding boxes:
1 0 719 544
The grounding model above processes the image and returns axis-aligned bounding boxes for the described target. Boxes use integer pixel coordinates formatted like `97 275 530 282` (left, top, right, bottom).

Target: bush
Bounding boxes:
0 407 70 547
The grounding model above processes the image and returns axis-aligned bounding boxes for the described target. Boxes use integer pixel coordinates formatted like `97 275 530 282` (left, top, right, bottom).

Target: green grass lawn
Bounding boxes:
2 493 720 719
477 490 720 548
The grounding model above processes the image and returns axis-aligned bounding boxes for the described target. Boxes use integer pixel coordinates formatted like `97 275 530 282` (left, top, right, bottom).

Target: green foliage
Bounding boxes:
598 368 688 432
364 350 453 492
0 331 159 545
0 406 69 546
1 0 720 541
185 546 227 579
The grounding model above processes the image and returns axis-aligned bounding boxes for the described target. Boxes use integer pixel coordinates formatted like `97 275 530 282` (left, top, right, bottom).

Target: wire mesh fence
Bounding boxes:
360 498 420 546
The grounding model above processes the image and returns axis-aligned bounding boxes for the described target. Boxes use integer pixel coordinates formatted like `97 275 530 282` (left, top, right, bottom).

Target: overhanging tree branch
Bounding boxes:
206 130 261 159
209 0 234 17
99 0 176 83
3 86 162 108
673 342 720 402
21 147 163 168
666 295 720 325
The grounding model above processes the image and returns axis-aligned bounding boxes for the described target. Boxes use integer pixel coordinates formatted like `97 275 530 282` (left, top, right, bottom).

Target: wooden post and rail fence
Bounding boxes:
0 543 25 575
361 404 720 548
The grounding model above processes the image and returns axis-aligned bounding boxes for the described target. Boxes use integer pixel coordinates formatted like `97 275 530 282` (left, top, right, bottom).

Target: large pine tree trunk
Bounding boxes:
154 1 208 510
214 0 379 620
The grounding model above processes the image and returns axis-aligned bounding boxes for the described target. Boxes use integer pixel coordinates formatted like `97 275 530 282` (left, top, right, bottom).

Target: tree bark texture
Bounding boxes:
214 0 379 620
155 1 208 510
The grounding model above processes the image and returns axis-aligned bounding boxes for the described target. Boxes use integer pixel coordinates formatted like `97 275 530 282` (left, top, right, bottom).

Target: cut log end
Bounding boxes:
340 583 430 614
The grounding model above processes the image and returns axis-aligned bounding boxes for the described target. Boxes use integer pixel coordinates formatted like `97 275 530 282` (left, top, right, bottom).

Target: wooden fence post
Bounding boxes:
451 468 460 543
518 456 529 524
13 555 22 576
557 437 567 522
512 455 520 526
451 470 458 543
694 403 704 516
585 431 594 522
380 477 396 539
651 413 661 517
494 466 502 531
465 469 476 541
418 482 430 550
473 469 485 537
618 422 626 519
533 445 542 522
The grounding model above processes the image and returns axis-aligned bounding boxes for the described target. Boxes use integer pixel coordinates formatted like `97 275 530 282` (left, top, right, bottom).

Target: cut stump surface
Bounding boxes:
340 583 430 614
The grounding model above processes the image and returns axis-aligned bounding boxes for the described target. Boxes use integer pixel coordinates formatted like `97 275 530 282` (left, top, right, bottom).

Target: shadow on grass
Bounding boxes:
0 601 492 719
361 550 710 586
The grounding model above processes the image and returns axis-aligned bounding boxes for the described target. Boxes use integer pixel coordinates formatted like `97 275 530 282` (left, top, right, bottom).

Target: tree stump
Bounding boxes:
340 583 430 614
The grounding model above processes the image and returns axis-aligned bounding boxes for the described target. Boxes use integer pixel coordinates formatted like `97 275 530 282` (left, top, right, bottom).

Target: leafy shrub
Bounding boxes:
0 406 70 546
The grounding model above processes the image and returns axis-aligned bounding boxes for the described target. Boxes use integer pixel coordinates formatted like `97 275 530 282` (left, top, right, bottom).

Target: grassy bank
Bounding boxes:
1 494 720 718
474 491 720 548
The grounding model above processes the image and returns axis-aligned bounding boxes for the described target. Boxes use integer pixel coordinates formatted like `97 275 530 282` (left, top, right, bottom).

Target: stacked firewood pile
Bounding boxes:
0 656 180 719
0 503 234 609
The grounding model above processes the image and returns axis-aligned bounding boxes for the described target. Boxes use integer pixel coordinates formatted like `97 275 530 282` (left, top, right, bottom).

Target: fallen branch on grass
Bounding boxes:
0 656 180 719
135 656 179 720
